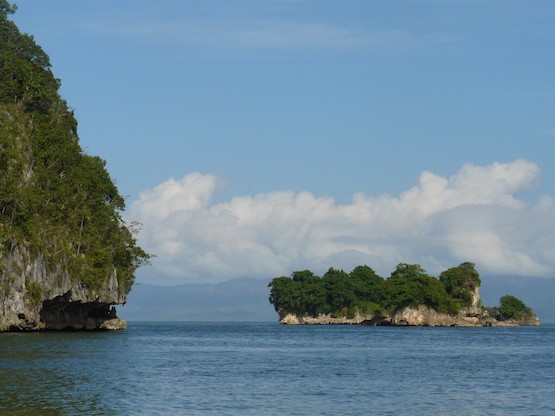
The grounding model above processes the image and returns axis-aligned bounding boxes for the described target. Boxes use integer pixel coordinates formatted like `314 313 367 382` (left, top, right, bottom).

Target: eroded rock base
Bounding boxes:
2 296 126 331
0 247 128 331
40 295 126 331
280 305 541 327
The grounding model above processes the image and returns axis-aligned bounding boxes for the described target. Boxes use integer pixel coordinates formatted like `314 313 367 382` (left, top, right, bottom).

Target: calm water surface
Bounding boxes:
1 322 554 415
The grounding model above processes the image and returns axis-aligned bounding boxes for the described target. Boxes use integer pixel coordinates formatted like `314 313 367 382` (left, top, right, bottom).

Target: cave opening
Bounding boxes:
40 295 116 330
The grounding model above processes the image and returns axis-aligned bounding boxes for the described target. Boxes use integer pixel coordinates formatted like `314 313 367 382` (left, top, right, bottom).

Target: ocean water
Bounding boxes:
1 322 554 415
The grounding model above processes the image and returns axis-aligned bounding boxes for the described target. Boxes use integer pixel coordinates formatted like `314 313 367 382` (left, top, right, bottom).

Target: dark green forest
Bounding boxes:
269 262 533 320
0 2 148 293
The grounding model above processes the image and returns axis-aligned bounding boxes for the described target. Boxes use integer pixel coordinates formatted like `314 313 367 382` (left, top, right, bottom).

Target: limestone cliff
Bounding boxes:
281 312 373 325
0 246 127 331
0 3 147 331
279 287 541 327
387 305 541 327
272 262 540 327
280 306 541 327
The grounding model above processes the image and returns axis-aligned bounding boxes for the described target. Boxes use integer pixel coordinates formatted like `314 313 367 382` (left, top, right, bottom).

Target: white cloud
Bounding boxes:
539 127 555 138
128 160 555 284
83 19 455 51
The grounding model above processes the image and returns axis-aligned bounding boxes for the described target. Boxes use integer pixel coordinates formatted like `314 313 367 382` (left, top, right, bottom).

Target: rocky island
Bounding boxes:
0 2 148 331
269 263 541 327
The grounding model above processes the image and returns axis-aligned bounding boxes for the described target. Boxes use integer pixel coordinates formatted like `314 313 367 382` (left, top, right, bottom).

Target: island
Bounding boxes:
268 262 541 326
0 2 148 331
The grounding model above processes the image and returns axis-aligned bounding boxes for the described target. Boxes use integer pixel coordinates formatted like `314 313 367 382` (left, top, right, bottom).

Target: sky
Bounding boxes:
10 1 555 284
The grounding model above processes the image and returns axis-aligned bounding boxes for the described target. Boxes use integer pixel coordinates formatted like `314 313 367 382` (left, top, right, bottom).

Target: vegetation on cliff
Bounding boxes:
268 262 534 322
0 2 148 294
495 295 535 321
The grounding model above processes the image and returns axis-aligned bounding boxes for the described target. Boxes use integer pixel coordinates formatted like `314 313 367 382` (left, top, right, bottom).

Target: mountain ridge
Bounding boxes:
121 275 554 323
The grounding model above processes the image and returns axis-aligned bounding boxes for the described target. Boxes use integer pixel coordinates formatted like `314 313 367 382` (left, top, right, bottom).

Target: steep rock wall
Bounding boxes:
0 246 126 331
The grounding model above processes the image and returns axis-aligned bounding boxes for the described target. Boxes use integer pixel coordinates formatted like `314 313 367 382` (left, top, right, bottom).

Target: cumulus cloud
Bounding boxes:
128 160 555 284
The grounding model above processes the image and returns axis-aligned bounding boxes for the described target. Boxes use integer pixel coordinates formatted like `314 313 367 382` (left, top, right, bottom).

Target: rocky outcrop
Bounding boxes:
280 305 541 327
388 305 539 327
0 246 127 331
470 285 481 308
280 313 373 325
390 306 482 327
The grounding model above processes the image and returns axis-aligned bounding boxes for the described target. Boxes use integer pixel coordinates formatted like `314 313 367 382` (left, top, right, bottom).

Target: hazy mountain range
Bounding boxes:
120 278 276 322
479 275 555 323
120 276 555 323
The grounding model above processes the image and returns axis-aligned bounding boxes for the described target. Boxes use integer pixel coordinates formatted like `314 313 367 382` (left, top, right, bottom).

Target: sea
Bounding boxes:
1 322 554 415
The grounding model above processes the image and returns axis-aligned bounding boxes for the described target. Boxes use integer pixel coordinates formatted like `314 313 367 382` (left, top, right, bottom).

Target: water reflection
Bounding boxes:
1 323 554 415
0 332 118 415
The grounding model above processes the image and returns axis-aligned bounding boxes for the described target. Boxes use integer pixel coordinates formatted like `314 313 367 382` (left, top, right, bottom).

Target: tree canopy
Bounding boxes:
269 263 456 318
268 262 533 321
0 2 148 293
439 262 481 307
497 295 533 321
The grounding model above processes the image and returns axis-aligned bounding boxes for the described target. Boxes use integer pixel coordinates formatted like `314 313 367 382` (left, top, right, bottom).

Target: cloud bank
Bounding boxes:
128 160 555 284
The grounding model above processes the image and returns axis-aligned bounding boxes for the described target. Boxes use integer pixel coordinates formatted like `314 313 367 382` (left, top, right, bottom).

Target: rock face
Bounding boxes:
0 5 148 331
278 275 541 327
0 246 127 331
281 313 372 325
280 307 541 327
280 303 541 327
388 305 540 327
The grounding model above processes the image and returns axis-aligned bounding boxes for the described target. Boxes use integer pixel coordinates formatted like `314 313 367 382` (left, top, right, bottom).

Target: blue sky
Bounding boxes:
11 1 555 284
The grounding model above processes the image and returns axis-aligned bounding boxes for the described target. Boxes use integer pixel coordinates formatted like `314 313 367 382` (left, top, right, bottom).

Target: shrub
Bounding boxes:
497 295 533 320
26 281 42 306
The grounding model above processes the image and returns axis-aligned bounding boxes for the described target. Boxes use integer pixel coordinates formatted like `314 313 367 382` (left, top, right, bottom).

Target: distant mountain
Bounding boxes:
120 278 276 322
120 275 554 323
480 275 555 323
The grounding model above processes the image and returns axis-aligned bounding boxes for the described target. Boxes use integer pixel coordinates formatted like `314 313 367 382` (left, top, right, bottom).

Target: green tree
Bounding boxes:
0 0 16 16
268 276 300 318
267 263 519 320
290 270 327 316
379 263 458 314
300 281 328 316
0 2 148 294
439 262 481 307
291 270 318 284
349 264 383 302
322 267 356 314
497 295 533 321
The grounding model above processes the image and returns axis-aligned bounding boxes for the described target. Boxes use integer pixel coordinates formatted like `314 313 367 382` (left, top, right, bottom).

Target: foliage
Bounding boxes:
439 262 481 307
322 268 356 313
0 3 148 294
268 262 477 318
0 1 16 15
349 265 383 301
497 295 533 321
378 263 460 314
25 280 42 306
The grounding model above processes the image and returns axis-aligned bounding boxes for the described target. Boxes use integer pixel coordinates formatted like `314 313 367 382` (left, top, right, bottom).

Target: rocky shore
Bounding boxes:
0 246 127 331
273 264 541 328
280 305 541 327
